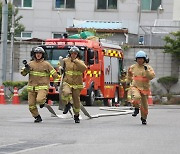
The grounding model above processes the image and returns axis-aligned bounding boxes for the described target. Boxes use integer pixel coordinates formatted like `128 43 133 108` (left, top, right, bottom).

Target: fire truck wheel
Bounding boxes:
112 89 119 105
85 88 95 106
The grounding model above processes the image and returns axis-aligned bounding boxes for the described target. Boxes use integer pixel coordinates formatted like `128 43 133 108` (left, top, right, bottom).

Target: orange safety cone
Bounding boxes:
148 91 153 105
0 86 6 104
12 87 20 104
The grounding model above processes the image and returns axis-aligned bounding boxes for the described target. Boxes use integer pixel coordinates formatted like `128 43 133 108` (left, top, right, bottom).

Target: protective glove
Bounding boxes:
59 66 64 75
22 60 30 71
144 65 147 70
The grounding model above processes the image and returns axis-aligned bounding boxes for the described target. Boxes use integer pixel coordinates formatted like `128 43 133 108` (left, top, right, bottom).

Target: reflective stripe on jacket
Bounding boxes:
63 58 87 89
21 59 59 91
29 71 49 77
66 71 82 76
27 85 49 91
127 63 155 95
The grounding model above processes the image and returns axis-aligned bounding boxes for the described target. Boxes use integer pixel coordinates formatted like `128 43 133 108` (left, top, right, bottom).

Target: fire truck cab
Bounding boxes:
34 38 124 106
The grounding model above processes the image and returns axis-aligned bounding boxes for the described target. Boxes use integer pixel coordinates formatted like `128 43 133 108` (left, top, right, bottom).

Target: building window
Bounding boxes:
139 36 144 45
97 0 117 10
13 0 32 8
21 32 32 38
15 31 31 38
141 0 161 11
52 33 63 38
94 51 99 64
15 31 32 40
55 0 75 9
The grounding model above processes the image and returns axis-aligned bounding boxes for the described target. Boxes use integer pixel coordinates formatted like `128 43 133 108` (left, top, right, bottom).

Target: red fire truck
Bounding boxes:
37 37 124 106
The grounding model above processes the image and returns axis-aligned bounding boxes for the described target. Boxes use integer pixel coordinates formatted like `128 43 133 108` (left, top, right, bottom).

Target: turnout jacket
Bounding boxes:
21 59 59 91
63 57 87 89
126 63 155 95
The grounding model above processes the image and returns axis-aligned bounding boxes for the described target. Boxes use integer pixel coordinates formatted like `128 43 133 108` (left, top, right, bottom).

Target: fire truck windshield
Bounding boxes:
45 48 85 67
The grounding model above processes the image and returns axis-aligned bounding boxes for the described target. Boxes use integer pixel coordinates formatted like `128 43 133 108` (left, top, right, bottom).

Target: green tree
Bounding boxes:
164 31 180 60
0 2 25 40
157 76 178 94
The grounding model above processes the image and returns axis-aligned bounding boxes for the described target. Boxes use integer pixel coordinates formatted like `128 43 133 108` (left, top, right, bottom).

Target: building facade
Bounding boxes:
173 0 180 20
0 0 180 86
8 0 178 45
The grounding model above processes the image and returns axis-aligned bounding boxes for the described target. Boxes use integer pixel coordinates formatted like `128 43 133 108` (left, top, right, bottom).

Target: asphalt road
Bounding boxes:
0 104 180 154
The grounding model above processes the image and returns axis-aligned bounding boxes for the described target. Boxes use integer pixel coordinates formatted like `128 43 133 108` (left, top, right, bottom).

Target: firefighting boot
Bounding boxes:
141 117 147 125
63 102 72 114
132 108 139 117
34 115 42 123
74 115 80 123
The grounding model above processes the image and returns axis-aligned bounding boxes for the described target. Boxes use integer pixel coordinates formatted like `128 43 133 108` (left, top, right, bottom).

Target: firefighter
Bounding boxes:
126 85 132 105
20 47 59 123
60 46 87 123
126 50 155 125
120 69 131 106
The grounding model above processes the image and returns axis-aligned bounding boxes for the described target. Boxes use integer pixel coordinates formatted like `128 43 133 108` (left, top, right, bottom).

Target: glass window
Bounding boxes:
94 51 99 63
21 32 32 38
141 0 151 10
139 36 144 45
66 0 75 8
44 49 51 60
79 49 85 61
97 0 106 9
56 0 64 8
97 0 117 10
13 0 32 8
151 0 161 10
52 49 69 60
53 33 63 38
13 0 21 7
108 0 117 9
55 0 75 9
141 0 161 11
23 0 32 7
14 32 32 40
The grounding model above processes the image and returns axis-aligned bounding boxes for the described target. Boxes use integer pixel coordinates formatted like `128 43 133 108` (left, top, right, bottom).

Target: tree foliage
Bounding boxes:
157 76 178 94
0 2 25 40
164 31 180 60
3 81 28 89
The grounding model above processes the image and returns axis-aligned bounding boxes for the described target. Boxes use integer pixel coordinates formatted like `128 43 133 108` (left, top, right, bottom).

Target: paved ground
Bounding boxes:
0 104 180 154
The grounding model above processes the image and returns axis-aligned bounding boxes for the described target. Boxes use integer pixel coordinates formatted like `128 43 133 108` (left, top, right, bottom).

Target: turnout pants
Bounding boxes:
127 87 132 103
61 82 81 116
131 87 148 120
28 89 48 117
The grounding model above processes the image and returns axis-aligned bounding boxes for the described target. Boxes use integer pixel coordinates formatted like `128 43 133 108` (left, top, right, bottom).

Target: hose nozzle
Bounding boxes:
22 60 27 65
22 60 30 69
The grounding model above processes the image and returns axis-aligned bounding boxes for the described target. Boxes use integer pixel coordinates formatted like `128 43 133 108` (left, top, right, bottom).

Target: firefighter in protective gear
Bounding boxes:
126 85 132 105
126 50 155 125
60 46 87 123
120 69 131 106
20 47 59 123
